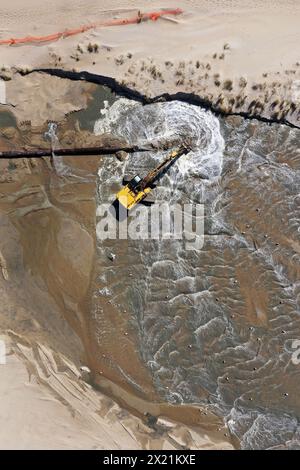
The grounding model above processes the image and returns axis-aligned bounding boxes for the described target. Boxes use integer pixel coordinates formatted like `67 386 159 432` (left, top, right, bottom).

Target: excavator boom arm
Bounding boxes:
141 147 187 188
114 146 189 212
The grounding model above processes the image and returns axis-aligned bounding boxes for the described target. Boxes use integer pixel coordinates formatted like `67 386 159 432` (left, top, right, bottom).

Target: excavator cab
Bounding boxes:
128 175 143 193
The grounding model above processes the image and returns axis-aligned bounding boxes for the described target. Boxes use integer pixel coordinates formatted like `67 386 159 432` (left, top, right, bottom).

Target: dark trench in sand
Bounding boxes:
31 68 300 130
0 72 300 449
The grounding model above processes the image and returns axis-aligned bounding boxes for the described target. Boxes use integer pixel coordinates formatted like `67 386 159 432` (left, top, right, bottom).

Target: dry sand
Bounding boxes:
1 1 300 124
1 337 233 449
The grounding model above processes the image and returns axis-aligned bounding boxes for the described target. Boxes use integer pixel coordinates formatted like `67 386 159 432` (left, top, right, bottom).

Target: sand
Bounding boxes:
0 172 233 450
0 337 233 449
1 0 299 450
0 174 232 449
1 1 300 125
0 75 233 449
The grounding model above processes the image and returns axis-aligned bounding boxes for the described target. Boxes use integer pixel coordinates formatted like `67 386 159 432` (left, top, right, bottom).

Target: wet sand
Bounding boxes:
0 74 234 449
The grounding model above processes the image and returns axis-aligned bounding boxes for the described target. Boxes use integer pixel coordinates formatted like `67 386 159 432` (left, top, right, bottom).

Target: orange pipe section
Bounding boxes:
0 9 183 46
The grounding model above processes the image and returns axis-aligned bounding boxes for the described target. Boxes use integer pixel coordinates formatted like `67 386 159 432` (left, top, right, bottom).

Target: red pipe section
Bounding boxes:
0 9 183 46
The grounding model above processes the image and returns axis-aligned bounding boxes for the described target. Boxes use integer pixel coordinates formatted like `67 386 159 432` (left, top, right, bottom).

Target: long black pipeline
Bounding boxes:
0 145 150 159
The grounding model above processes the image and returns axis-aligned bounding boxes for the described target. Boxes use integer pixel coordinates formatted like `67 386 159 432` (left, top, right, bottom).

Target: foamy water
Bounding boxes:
95 99 224 182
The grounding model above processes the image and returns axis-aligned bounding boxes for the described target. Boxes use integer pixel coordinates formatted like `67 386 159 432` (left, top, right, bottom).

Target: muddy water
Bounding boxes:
91 98 300 449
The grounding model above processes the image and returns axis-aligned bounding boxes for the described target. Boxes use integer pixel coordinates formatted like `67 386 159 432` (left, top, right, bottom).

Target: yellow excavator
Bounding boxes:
113 146 189 213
